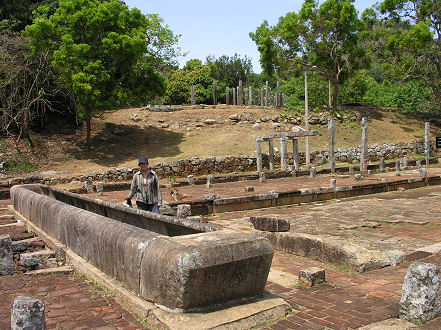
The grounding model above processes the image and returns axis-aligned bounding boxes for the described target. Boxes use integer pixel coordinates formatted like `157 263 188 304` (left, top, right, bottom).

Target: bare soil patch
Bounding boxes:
1 104 439 179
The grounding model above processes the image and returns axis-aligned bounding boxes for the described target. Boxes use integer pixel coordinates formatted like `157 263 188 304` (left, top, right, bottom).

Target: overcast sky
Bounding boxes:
124 0 379 73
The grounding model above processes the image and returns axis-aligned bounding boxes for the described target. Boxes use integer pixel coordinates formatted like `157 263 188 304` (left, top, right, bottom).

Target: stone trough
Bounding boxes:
10 184 274 312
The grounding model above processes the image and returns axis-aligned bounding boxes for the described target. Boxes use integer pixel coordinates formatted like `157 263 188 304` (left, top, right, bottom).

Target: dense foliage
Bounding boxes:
25 0 177 148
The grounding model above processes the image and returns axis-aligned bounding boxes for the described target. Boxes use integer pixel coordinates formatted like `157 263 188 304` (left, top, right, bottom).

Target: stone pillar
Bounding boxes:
416 160 422 168
400 262 441 323
249 86 253 106
206 175 214 188
425 121 430 165
256 138 263 172
276 81 280 107
292 138 299 170
395 160 401 176
191 85 196 105
419 168 427 178
238 80 243 106
226 86 229 105
379 156 385 172
328 117 335 173
232 87 236 105
268 139 275 171
280 137 288 171
265 80 269 107
11 296 46 330
259 172 266 182
360 117 368 171
244 87 248 106
330 178 337 189
0 235 14 275
310 167 317 178
305 72 310 166
96 182 104 196
213 81 217 106
260 88 264 107
187 175 195 185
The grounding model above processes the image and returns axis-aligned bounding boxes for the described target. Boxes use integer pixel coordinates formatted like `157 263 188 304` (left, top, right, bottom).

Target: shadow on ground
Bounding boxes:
66 123 184 167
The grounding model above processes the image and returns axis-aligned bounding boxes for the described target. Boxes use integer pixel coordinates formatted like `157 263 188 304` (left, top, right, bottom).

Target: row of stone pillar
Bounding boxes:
257 118 432 173
190 80 283 107
256 137 299 172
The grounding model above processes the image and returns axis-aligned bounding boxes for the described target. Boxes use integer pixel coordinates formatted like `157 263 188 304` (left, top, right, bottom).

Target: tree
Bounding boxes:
379 0 441 115
206 54 254 87
25 0 178 149
250 0 368 111
0 32 58 146
163 59 213 105
0 0 59 32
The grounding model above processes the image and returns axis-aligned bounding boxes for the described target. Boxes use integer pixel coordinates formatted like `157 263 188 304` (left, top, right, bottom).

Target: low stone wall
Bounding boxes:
10 184 273 311
1 140 428 186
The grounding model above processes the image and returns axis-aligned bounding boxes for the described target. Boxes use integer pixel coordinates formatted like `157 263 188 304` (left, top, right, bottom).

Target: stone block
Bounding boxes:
298 267 326 287
310 167 317 178
250 216 290 232
96 182 104 196
187 175 195 185
204 194 220 201
0 234 14 275
245 186 254 192
20 250 54 267
419 168 427 178
354 174 363 180
11 296 46 330
140 230 273 310
177 204 191 218
400 262 441 323
259 172 266 182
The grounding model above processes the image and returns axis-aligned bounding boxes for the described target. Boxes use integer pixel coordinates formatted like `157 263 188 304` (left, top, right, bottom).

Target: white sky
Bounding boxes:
124 0 379 73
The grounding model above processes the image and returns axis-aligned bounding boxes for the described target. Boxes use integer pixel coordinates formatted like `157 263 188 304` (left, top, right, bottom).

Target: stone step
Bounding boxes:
0 214 14 219
20 249 55 267
25 265 73 275
12 237 43 252
0 222 24 228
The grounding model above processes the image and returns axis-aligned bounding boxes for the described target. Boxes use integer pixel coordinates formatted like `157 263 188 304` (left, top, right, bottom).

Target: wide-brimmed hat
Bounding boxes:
138 156 149 165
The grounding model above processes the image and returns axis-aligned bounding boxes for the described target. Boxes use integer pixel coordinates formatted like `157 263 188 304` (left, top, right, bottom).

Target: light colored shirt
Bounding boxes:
127 170 162 205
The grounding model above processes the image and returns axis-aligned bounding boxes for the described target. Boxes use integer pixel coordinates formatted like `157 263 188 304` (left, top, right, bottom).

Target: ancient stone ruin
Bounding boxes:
10 184 273 311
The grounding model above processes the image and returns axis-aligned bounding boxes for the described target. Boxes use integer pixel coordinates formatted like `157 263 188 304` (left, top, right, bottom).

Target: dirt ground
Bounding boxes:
2 104 437 180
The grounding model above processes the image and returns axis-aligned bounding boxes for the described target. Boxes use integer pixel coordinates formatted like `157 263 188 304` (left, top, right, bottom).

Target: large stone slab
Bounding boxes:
10 184 274 311
250 216 290 232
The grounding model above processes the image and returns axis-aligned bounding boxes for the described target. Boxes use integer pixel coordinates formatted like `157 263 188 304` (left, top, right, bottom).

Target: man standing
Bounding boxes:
125 156 161 213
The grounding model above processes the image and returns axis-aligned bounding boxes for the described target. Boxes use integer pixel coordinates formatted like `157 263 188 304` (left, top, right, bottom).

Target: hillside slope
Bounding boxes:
1 104 438 178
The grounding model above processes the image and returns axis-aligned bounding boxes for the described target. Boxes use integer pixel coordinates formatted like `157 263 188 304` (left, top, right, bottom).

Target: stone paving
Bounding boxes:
2 166 441 328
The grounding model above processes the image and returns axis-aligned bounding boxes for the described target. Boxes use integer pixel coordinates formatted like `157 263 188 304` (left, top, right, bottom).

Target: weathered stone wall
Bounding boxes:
11 184 274 311
1 140 428 186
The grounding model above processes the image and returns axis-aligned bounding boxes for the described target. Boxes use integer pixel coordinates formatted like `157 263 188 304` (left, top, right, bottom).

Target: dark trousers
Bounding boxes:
136 201 160 214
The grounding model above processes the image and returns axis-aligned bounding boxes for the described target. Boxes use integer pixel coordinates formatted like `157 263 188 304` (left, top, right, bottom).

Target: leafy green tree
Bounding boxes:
163 59 213 104
378 0 441 115
206 54 254 87
0 0 59 32
250 0 368 111
25 0 177 149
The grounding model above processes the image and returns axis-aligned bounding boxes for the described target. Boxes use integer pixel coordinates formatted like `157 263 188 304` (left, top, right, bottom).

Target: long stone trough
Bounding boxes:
10 184 273 312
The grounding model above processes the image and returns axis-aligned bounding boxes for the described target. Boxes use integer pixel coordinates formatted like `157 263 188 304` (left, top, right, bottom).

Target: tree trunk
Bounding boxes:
86 117 91 151
333 79 338 112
